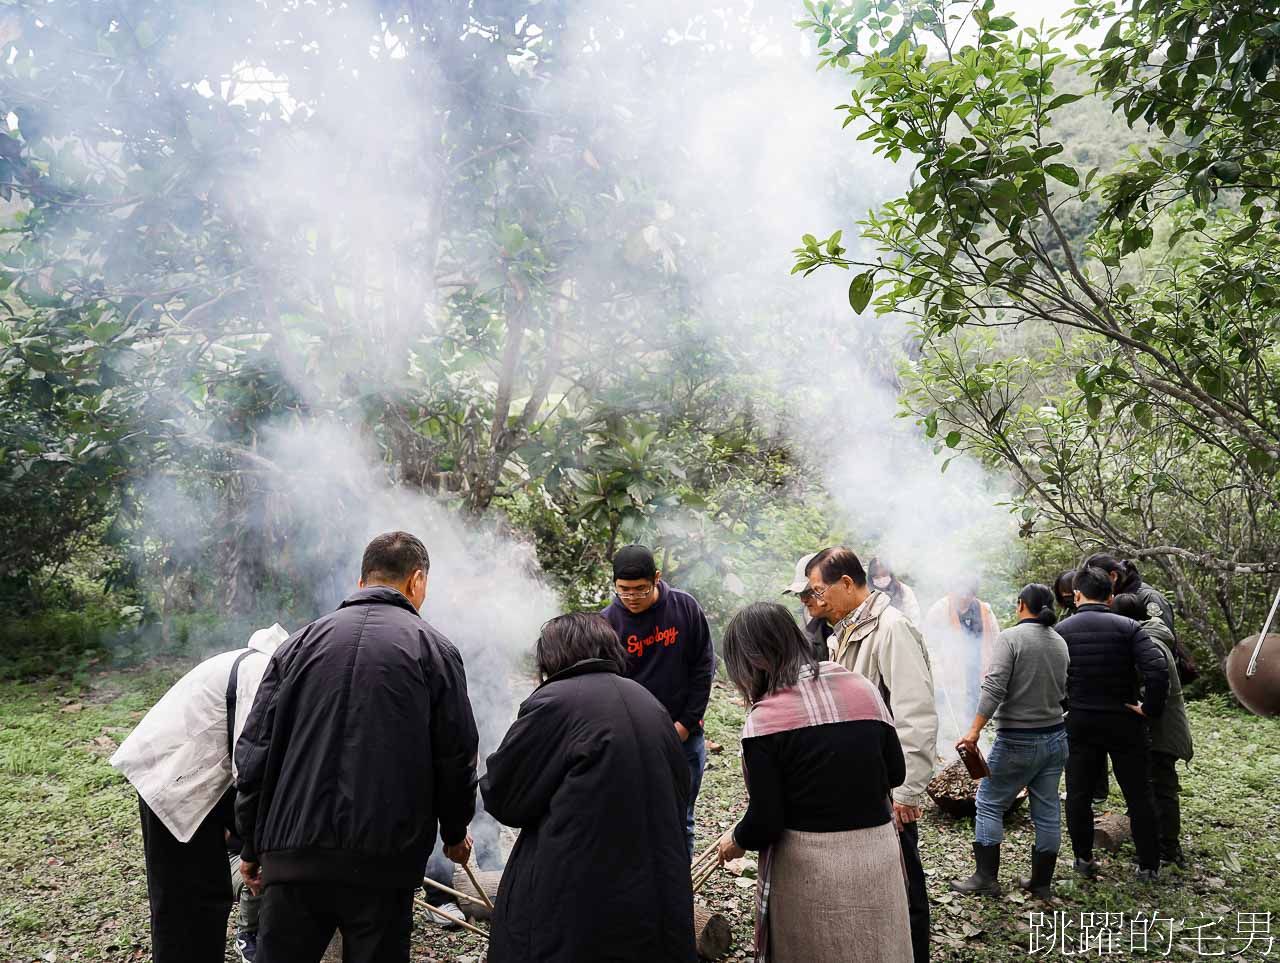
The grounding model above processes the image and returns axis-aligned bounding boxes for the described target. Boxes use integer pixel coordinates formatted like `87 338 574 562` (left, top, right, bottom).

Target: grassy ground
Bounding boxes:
1 666 1277 962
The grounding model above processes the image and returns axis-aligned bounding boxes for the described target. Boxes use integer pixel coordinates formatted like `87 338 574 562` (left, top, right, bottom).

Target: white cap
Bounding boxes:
783 553 818 595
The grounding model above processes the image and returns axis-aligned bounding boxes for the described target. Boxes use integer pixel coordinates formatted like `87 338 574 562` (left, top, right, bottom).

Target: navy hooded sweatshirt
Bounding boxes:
602 582 716 734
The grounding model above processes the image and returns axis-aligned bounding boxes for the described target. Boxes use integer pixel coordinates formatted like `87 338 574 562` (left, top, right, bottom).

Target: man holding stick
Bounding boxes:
235 531 480 963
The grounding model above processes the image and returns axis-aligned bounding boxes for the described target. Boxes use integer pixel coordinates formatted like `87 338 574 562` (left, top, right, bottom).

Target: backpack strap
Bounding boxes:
226 650 255 765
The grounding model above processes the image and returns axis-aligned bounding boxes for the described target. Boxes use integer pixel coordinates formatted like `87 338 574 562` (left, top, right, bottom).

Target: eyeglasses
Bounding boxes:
806 584 831 601
614 585 655 600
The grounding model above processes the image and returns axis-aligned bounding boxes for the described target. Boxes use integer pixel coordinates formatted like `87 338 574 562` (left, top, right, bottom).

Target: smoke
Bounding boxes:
15 0 1090 749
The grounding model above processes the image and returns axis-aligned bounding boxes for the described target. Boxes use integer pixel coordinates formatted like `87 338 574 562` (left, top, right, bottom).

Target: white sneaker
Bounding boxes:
433 900 463 930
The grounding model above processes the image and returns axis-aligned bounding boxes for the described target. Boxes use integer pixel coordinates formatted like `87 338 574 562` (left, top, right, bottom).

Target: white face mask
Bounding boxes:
872 576 892 590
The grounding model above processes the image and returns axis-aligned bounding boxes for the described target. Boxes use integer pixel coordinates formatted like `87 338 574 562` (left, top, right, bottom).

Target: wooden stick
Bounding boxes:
422 875 490 910
415 898 488 939
692 858 719 894
462 860 495 911
690 839 719 873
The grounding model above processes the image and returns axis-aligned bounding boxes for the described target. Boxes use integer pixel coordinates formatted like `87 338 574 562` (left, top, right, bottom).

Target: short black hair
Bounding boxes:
536 612 628 679
1083 552 1122 574
1084 552 1142 594
1073 565 1113 603
612 544 657 581
1112 592 1146 621
805 547 867 588
722 602 819 704
361 531 429 584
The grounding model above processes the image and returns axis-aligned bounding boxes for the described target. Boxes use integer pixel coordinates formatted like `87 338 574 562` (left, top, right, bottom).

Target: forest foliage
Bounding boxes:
1 0 1276 682
794 0 1280 662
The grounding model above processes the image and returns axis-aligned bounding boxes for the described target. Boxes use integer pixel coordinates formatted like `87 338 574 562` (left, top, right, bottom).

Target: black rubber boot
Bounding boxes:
1018 848 1058 900
950 843 1002 895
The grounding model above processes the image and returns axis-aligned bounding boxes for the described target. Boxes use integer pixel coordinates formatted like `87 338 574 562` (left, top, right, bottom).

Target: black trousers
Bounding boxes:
900 821 930 963
1065 711 1160 870
258 882 415 963
138 793 234 963
1150 751 1182 851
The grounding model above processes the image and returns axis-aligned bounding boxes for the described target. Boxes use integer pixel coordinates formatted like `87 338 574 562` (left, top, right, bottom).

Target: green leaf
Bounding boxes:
1044 93 1083 112
1246 449 1274 473
986 16 1017 30
1086 396 1103 419
944 430 961 448
848 271 876 314
924 411 938 438
1045 164 1080 187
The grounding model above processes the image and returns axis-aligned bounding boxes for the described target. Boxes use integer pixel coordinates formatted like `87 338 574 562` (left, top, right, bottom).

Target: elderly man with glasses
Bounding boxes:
807 546 938 963
602 544 716 859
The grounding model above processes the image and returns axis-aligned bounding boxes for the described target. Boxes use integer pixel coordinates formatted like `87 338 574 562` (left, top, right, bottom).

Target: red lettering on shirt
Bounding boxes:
626 625 680 658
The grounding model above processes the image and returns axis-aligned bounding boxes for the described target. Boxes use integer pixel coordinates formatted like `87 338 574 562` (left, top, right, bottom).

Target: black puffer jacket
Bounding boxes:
235 587 479 888
1056 603 1169 719
480 660 696 963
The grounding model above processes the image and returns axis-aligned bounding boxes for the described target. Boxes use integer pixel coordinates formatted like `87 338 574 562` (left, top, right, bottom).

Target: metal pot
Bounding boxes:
1226 633 1280 718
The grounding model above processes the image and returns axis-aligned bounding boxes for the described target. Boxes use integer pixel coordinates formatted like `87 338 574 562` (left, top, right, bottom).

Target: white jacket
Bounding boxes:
830 592 938 808
110 624 289 841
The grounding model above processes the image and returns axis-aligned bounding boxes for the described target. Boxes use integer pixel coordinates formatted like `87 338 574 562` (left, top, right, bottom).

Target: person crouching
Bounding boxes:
716 602 912 963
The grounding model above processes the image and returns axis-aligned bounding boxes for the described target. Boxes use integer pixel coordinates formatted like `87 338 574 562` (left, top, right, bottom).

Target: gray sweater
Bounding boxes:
977 620 1070 729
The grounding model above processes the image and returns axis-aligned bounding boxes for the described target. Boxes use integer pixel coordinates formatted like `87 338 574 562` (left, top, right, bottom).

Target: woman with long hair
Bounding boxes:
715 602 910 963
480 613 696 963
951 584 1070 900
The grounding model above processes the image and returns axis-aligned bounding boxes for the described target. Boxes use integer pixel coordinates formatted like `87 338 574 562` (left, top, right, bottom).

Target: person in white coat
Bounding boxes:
111 623 288 963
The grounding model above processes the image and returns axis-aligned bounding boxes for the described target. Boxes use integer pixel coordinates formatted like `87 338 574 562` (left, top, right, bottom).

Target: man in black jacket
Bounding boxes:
1057 565 1169 881
235 531 480 963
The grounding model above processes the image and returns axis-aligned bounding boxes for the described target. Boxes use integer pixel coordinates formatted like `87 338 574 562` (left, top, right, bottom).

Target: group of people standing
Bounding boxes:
112 531 1194 963
946 553 1195 901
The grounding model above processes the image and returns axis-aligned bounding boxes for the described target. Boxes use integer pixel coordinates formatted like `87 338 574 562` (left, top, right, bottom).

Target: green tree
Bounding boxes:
793 0 1280 662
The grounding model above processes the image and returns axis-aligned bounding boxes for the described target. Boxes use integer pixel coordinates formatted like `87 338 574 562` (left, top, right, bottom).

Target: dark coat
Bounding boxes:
804 616 834 663
480 660 696 963
1056 603 1169 719
235 587 478 889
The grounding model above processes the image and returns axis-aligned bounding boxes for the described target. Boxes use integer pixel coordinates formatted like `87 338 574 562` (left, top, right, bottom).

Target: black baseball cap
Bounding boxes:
612 545 657 581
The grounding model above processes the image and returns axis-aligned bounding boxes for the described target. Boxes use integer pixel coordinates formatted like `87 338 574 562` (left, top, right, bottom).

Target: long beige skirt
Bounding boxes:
766 822 913 963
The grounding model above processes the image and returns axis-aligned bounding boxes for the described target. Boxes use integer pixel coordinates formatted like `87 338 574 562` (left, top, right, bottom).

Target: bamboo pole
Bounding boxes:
463 860 495 911
422 875 490 910
415 898 488 939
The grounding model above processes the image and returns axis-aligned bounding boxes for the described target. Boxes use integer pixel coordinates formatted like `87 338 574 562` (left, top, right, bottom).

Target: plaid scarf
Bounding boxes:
742 661 894 962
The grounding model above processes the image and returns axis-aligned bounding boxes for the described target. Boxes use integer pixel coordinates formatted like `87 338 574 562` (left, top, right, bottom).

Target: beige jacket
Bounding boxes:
831 591 938 807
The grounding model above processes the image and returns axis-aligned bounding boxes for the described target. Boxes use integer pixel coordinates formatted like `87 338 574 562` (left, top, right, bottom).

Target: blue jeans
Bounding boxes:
683 729 706 860
975 727 1068 852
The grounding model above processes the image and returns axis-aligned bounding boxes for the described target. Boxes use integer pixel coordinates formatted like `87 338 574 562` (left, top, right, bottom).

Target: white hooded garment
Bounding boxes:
110 623 289 842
